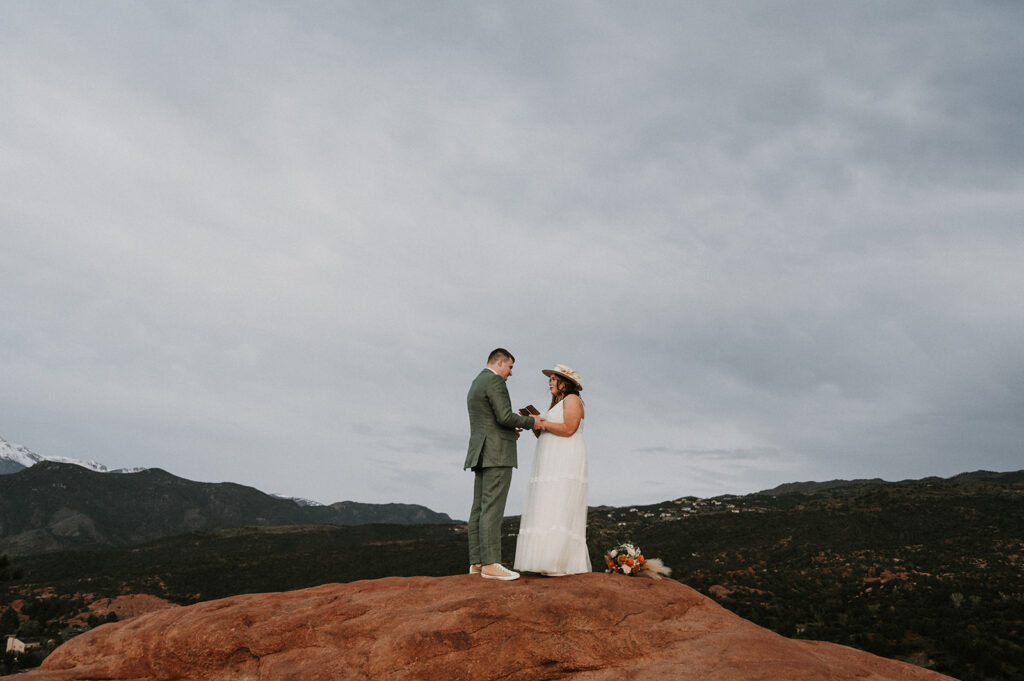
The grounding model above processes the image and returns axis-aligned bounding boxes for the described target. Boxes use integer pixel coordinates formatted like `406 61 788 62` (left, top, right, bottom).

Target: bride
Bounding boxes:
513 364 592 576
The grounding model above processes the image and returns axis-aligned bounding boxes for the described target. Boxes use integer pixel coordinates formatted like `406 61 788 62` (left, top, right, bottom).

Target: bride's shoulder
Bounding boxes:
563 394 584 411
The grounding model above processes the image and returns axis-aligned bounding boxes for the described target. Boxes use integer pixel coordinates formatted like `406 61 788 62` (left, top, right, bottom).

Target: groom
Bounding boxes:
464 348 541 581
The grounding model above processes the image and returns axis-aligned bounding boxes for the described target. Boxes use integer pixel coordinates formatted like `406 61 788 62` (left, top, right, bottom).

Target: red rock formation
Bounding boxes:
67 594 178 626
23 573 955 680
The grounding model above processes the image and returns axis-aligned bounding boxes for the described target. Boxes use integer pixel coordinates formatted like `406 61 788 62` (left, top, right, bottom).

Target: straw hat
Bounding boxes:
541 364 583 391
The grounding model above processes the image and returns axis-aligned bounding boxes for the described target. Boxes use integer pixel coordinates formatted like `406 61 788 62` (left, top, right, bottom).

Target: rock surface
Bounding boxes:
24 573 955 681
75 594 179 624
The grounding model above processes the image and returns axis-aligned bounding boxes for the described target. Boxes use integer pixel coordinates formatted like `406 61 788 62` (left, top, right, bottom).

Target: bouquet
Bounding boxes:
604 543 671 579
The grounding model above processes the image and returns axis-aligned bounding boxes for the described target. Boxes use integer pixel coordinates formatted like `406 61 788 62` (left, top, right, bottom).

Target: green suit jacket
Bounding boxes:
464 369 536 469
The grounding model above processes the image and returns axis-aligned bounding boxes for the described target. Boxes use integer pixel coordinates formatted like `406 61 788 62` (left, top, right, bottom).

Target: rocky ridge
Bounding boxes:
23 573 954 681
0 462 455 556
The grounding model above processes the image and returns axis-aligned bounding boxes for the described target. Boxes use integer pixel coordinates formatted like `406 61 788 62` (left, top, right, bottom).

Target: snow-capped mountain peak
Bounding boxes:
0 438 45 468
0 438 136 474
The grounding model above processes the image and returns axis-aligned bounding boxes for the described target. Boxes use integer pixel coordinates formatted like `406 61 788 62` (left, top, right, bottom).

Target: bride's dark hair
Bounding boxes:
549 376 581 409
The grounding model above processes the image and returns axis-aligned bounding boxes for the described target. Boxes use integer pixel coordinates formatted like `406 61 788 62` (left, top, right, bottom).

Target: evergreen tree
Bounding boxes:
1 607 19 636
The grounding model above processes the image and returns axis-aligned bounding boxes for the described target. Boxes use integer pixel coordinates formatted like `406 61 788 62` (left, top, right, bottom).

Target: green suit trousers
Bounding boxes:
467 465 513 566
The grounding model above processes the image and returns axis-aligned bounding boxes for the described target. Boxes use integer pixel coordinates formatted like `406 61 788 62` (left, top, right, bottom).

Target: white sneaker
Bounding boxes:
480 563 520 581
469 564 482 575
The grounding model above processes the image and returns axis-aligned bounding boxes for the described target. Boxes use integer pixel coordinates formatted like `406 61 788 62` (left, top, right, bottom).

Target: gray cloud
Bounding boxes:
2 2 1022 519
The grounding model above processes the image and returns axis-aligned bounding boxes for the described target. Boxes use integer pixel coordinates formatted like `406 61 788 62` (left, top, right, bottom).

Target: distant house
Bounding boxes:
5 636 26 655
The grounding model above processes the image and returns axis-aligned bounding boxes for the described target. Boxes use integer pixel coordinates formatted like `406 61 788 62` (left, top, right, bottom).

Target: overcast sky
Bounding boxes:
2 2 1022 520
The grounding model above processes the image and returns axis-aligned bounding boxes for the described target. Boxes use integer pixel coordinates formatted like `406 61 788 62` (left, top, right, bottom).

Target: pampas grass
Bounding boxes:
637 557 672 580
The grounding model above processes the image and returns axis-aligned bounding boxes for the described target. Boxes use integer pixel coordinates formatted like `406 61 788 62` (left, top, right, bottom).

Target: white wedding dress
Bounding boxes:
513 398 592 575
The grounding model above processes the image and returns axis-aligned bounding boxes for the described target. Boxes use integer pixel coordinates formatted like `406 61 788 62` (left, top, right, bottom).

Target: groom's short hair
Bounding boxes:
488 348 515 364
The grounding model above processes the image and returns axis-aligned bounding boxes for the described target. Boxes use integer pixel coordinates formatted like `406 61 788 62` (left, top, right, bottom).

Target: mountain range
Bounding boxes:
0 439 125 475
0 459 454 557
754 469 1018 496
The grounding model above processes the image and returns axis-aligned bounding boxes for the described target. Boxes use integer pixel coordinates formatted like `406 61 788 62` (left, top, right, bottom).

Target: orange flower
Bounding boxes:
617 554 628 565
625 558 634 567
606 559 616 570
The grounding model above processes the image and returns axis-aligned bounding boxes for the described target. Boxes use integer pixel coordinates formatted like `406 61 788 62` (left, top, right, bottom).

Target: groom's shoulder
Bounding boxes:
471 369 505 392
469 369 495 389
